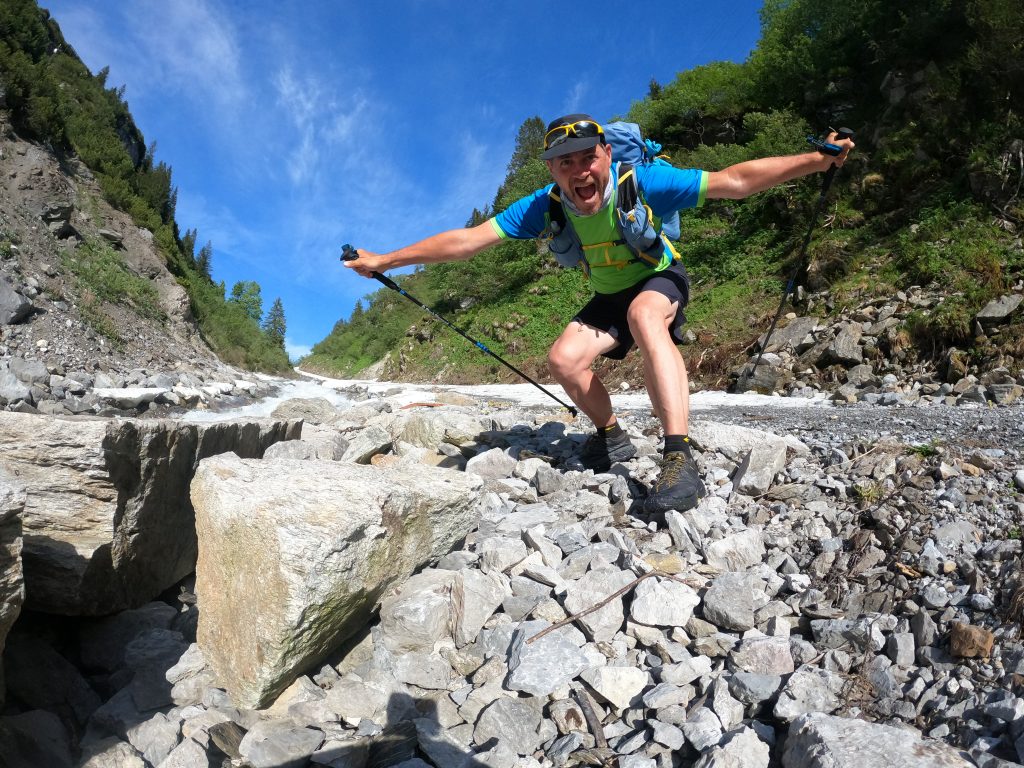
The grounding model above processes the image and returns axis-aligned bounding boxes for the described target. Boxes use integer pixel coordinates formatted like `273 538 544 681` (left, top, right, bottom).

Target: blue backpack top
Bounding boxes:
545 122 682 272
600 122 681 240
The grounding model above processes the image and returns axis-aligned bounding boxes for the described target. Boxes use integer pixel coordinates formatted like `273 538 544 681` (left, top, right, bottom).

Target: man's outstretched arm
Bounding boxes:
705 131 855 200
343 220 503 278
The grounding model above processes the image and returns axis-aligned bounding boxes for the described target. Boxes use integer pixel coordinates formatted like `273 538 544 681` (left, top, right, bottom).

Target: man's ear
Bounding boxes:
545 159 555 174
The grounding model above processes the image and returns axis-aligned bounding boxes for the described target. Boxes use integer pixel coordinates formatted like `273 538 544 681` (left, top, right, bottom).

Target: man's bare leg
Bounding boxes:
627 290 705 512
626 292 689 435
547 321 619 427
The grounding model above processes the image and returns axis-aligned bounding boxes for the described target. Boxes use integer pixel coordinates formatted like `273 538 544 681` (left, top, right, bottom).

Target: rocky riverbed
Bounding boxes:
1 378 1022 768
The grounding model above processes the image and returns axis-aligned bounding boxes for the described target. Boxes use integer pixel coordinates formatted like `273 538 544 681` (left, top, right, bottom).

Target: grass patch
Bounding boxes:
61 239 164 322
908 440 941 458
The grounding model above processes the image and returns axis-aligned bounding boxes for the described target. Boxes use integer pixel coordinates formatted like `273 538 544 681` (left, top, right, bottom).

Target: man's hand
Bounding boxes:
820 129 855 170
342 249 389 278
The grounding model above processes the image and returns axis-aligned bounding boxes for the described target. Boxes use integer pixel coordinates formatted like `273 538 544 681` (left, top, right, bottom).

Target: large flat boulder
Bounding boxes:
783 713 974 767
0 479 26 709
0 413 299 615
191 454 482 709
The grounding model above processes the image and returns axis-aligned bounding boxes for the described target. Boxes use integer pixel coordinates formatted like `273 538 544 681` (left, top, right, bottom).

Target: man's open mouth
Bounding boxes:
575 182 598 202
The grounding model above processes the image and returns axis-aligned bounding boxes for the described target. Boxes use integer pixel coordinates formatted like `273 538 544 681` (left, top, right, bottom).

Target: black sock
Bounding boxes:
664 434 691 455
597 421 624 440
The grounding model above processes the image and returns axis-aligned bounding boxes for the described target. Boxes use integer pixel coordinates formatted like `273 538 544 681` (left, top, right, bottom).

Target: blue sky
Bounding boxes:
42 0 764 361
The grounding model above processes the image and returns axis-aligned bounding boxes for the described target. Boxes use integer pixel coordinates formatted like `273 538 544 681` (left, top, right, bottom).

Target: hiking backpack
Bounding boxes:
545 122 681 273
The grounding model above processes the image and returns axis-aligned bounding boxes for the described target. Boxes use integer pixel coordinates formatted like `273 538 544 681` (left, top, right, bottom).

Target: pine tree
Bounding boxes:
263 298 286 350
196 241 213 281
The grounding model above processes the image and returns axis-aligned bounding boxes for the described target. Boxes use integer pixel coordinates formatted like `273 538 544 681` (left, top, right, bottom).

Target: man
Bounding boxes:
345 114 853 513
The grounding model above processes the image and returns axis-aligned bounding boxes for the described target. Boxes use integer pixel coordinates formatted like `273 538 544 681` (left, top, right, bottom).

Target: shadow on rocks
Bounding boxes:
313 691 493 768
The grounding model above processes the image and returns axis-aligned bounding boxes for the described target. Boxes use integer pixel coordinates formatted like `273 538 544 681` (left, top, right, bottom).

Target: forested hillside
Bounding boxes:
304 0 1023 389
0 0 290 371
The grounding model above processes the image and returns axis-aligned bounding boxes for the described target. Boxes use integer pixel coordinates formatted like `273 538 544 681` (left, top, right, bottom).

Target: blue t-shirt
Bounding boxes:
490 162 707 240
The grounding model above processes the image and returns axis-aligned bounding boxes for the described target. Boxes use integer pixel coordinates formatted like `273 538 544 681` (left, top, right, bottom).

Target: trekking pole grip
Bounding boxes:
822 127 854 186
341 244 399 289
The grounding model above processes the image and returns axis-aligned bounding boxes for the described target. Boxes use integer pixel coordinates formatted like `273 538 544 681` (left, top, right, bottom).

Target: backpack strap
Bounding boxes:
546 165 679 273
548 185 567 232
616 163 672 266
617 163 639 215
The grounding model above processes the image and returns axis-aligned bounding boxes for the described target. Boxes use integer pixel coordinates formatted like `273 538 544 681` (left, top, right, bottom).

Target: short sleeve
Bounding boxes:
491 185 554 240
635 164 707 217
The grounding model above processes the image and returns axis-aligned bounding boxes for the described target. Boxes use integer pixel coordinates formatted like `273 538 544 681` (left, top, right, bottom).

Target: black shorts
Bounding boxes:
573 261 690 361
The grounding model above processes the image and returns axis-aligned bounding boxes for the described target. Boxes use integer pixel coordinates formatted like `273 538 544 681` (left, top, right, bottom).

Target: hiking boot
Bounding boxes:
573 430 637 472
642 451 706 514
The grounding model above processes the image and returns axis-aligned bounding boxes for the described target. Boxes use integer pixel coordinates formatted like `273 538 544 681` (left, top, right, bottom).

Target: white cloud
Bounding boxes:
174 190 263 270
128 0 247 119
564 81 588 114
272 67 368 188
285 338 312 362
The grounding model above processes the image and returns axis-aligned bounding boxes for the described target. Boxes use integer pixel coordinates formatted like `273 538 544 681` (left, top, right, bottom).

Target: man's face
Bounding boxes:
545 142 612 216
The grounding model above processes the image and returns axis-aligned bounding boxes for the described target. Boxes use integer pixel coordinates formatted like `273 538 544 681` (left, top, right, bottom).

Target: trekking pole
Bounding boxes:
341 245 579 417
752 128 855 373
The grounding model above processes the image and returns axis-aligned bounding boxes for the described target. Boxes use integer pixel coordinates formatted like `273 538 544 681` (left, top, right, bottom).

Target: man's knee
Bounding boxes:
547 342 576 379
627 304 671 339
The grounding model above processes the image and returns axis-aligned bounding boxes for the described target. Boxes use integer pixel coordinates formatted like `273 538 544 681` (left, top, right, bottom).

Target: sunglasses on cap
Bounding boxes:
543 120 604 151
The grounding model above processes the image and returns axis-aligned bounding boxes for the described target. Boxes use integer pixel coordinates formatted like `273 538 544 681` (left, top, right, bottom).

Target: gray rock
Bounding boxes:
704 529 766 572
192 454 481 709
506 620 589 696
0 370 32 405
413 718 478 768
681 707 723 751
976 293 1023 323
2 413 299 615
392 651 454 689
694 726 771 768
237 719 324 768
733 443 787 496
703 572 759 631
579 666 648 711
0 709 74 768
465 447 518 480
473 697 544 756
78 737 146 767
269 397 341 425
783 712 975 767
650 719 685 750
480 536 529 574
125 711 181 767
810 618 874 653
630 576 701 627
912 609 939 648
710 676 745 730
825 323 864 366
454 569 507 647
887 633 916 668
729 635 795 675
79 602 179 673
339 424 392 463
729 672 784 705
9 357 47 386
773 668 846 722
643 682 694 709
0 278 32 324
757 316 820 354
563 566 635 641
660 654 714 686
